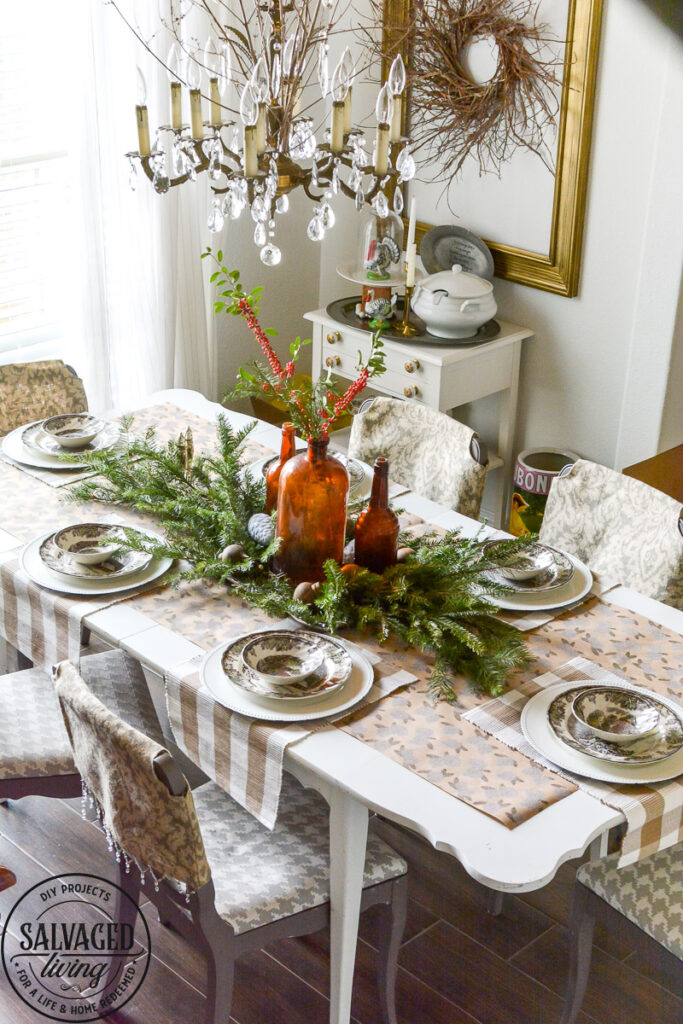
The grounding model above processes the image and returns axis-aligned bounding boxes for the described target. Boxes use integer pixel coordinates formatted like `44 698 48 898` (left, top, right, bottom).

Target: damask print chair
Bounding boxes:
560 846 683 1023
348 396 489 517
0 359 88 436
53 659 409 1024
0 650 164 802
539 459 683 608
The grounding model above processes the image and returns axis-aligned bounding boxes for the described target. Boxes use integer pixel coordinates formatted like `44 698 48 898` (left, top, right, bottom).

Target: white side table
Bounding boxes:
304 309 533 527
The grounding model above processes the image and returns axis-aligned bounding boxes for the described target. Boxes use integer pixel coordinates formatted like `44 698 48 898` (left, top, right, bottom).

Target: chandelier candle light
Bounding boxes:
124 1 416 265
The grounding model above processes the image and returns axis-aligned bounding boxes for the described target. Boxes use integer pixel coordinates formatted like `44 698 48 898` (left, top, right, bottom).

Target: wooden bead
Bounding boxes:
396 546 415 562
219 543 246 563
293 581 315 604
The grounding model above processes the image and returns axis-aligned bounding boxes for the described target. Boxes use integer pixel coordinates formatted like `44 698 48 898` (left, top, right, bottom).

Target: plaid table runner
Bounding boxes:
463 656 683 866
165 647 416 828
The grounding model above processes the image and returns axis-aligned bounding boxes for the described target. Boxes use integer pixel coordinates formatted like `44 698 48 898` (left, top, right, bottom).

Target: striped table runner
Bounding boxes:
165 651 417 829
464 656 683 866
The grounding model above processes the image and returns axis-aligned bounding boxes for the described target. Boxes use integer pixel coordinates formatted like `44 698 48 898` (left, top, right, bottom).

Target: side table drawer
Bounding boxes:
320 329 439 406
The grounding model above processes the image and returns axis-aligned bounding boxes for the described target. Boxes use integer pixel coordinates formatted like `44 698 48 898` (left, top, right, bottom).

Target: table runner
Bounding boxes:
463 656 683 866
0 401 272 491
165 648 415 829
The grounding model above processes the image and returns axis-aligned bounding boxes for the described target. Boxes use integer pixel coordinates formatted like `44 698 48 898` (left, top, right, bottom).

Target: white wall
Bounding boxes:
317 0 683 487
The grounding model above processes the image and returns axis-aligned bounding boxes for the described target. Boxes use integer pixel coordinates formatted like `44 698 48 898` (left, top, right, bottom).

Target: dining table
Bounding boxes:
1 386 681 1024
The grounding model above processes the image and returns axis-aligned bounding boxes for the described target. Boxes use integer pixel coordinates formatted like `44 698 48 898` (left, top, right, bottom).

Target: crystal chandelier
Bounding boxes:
127 1 416 266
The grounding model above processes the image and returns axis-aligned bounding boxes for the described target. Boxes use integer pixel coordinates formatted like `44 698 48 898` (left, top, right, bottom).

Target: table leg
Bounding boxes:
495 340 522 529
328 788 369 1024
589 832 609 859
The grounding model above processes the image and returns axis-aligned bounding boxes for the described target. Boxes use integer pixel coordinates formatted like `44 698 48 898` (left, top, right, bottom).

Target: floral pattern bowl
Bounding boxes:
240 631 326 686
42 413 103 450
482 539 556 581
53 523 125 566
571 687 663 745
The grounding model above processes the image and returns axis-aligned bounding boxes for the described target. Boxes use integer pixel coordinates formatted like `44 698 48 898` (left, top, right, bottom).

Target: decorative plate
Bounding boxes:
39 531 153 581
260 450 365 492
486 548 575 594
21 419 122 459
221 630 353 701
486 551 592 612
548 686 683 765
21 531 172 597
520 682 683 785
420 226 495 280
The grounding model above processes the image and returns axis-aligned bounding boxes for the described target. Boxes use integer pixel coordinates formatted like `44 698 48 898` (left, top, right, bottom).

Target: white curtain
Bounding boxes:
70 0 216 409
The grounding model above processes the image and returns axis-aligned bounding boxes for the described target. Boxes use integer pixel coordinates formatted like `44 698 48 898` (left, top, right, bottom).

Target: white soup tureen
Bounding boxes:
411 264 496 339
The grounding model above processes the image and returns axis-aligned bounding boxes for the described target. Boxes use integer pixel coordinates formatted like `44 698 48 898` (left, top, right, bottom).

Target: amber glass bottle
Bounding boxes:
354 456 399 573
273 437 349 584
265 422 296 513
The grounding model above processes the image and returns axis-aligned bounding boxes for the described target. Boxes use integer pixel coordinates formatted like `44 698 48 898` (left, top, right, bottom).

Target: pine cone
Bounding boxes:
247 513 275 546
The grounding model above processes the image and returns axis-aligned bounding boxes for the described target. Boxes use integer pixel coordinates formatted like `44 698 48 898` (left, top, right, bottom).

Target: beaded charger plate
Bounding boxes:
221 630 353 702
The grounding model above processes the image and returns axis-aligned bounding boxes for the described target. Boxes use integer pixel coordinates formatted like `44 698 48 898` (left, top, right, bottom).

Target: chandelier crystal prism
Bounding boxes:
126 1 414 264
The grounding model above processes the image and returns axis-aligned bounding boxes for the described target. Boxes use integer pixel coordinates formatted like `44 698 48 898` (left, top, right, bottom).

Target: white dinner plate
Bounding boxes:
521 681 683 784
201 635 374 722
21 528 173 596
486 551 593 612
1 419 124 471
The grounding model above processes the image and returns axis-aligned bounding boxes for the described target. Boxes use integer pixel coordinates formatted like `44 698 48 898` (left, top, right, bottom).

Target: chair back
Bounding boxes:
53 661 211 891
0 360 88 436
348 397 489 517
539 459 683 608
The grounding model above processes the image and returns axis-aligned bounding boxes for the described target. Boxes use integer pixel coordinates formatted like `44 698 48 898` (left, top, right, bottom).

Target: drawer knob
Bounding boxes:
326 331 341 344
404 359 420 373
326 355 341 367
404 385 420 398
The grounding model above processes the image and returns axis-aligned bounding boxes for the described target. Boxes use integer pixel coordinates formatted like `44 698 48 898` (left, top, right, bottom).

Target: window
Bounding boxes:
0 3 77 362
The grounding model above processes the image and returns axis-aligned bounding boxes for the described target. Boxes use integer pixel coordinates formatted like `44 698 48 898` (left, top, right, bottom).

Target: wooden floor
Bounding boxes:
0 797 680 1024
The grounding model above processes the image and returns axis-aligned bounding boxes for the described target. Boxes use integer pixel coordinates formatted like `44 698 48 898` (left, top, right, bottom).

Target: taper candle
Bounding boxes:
375 125 390 175
210 78 221 125
255 104 267 153
406 197 417 250
190 88 203 139
170 82 182 130
136 105 151 156
343 86 353 132
243 125 258 176
390 95 402 143
405 242 417 287
330 101 344 154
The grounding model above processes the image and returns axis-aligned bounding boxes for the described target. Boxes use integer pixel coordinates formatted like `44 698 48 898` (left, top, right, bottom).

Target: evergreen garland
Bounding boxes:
66 416 531 699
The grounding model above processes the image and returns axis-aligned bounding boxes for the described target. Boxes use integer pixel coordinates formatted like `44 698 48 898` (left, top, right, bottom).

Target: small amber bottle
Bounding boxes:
354 456 399 573
266 422 296 513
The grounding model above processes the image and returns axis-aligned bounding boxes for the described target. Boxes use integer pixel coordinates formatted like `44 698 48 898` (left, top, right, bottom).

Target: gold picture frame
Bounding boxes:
383 0 604 297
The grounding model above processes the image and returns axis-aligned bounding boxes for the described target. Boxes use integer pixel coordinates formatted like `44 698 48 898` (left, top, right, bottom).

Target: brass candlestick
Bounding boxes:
397 284 419 336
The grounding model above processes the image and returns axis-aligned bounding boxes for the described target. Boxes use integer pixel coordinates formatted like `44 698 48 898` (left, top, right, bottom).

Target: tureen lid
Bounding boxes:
421 264 493 298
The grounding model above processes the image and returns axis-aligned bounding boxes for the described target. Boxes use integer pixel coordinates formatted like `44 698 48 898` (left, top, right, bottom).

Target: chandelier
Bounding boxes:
126 1 416 266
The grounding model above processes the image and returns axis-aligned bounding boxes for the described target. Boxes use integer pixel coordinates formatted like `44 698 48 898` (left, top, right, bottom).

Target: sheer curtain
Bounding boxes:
70 1 217 409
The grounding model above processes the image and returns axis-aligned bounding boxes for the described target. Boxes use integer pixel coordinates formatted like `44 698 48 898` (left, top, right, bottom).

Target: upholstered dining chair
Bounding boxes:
0 359 88 437
53 659 409 1024
539 459 683 608
348 396 489 517
560 846 683 1023
0 649 164 802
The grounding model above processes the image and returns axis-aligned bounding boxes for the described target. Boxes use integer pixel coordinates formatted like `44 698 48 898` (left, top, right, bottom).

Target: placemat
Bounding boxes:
165 647 416 829
463 656 683 866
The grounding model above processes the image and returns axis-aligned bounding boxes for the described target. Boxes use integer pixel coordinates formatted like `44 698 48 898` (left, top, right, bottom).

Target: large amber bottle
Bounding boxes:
354 456 399 573
273 438 349 584
265 422 296 513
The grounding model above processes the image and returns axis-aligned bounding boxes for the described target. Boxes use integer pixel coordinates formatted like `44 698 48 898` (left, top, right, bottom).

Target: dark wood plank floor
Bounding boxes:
0 797 680 1023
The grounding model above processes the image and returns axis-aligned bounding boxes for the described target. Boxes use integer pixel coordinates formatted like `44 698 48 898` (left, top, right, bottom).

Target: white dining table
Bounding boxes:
2 386 682 1024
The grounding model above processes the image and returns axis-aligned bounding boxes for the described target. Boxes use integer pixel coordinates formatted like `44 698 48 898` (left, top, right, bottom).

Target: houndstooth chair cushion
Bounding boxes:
348 397 488 518
0 651 163 781
539 460 683 608
578 845 683 960
0 668 75 779
193 772 407 934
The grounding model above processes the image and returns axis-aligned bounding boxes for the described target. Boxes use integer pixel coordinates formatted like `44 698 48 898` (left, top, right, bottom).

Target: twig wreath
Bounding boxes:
376 0 563 180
